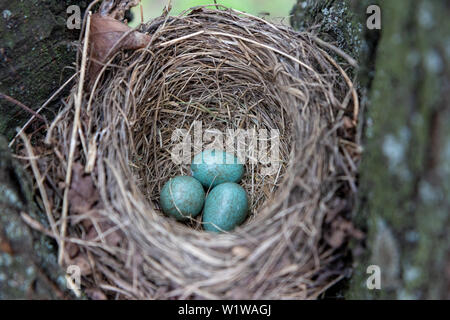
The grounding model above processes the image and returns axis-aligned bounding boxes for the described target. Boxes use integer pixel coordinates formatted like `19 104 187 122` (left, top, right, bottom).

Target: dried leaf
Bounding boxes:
85 136 97 173
100 0 140 20
65 242 80 259
85 289 108 300
326 228 346 248
88 13 151 83
325 216 365 248
68 162 99 215
71 255 93 276
343 116 354 129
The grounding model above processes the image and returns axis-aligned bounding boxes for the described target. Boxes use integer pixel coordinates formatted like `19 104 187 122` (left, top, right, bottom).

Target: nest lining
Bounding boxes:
25 6 359 299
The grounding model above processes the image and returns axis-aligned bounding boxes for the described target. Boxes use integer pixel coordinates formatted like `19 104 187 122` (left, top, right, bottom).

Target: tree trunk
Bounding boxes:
292 0 450 299
0 136 77 299
0 0 87 299
0 0 86 139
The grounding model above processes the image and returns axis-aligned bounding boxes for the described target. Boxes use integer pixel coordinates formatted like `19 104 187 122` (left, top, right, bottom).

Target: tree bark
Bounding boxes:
292 0 450 299
0 0 87 299
0 136 76 299
0 0 86 139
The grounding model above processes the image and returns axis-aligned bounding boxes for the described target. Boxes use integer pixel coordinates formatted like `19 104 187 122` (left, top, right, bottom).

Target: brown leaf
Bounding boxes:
88 13 151 84
339 219 365 240
68 162 100 215
343 116 354 129
65 242 80 259
71 255 93 276
325 216 365 248
326 228 346 248
85 289 108 300
100 0 140 20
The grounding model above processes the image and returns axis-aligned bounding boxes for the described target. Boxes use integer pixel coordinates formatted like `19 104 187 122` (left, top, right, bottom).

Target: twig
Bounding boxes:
58 11 92 266
34 262 67 299
309 35 358 68
9 73 77 148
158 30 205 47
21 212 128 254
19 133 59 245
206 31 317 74
317 46 359 124
0 93 46 122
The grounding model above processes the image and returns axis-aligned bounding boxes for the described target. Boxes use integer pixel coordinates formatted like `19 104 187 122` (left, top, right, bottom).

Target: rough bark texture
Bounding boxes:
0 0 87 299
292 0 450 299
349 0 450 300
0 0 87 140
0 136 75 299
291 0 363 65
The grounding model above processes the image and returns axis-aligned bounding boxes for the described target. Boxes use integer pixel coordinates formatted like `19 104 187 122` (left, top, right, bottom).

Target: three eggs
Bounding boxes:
160 149 248 232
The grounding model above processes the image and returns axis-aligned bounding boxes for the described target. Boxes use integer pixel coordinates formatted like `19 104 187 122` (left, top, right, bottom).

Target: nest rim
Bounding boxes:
22 5 360 300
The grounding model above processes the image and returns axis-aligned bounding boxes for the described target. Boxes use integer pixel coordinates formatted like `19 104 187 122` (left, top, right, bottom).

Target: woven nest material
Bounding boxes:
22 5 360 299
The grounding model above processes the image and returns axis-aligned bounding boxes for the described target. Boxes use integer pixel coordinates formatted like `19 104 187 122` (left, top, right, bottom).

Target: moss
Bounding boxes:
0 0 85 139
348 0 450 299
290 0 365 66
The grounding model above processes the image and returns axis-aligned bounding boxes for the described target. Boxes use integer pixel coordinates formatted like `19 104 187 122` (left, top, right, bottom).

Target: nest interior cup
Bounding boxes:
41 5 359 299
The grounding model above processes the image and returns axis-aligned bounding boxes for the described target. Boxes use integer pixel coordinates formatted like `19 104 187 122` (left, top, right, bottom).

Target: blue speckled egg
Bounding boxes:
191 149 244 189
160 176 205 221
202 182 248 232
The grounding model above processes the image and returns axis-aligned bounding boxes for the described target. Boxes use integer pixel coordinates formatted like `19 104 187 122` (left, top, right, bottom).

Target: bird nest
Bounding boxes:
20 5 360 299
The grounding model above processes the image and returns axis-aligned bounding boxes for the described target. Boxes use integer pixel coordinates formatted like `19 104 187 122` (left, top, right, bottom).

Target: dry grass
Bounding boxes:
19 5 359 299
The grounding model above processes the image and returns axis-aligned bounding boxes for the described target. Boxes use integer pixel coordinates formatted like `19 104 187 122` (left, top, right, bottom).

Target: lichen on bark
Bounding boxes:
0 0 87 139
349 0 450 300
0 135 74 299
290 0 364 66
0 0 88 299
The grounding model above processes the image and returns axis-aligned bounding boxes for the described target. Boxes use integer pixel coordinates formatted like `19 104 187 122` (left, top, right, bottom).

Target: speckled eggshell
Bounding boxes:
202 182 248 232
160 176 205 221
191 149 244 189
